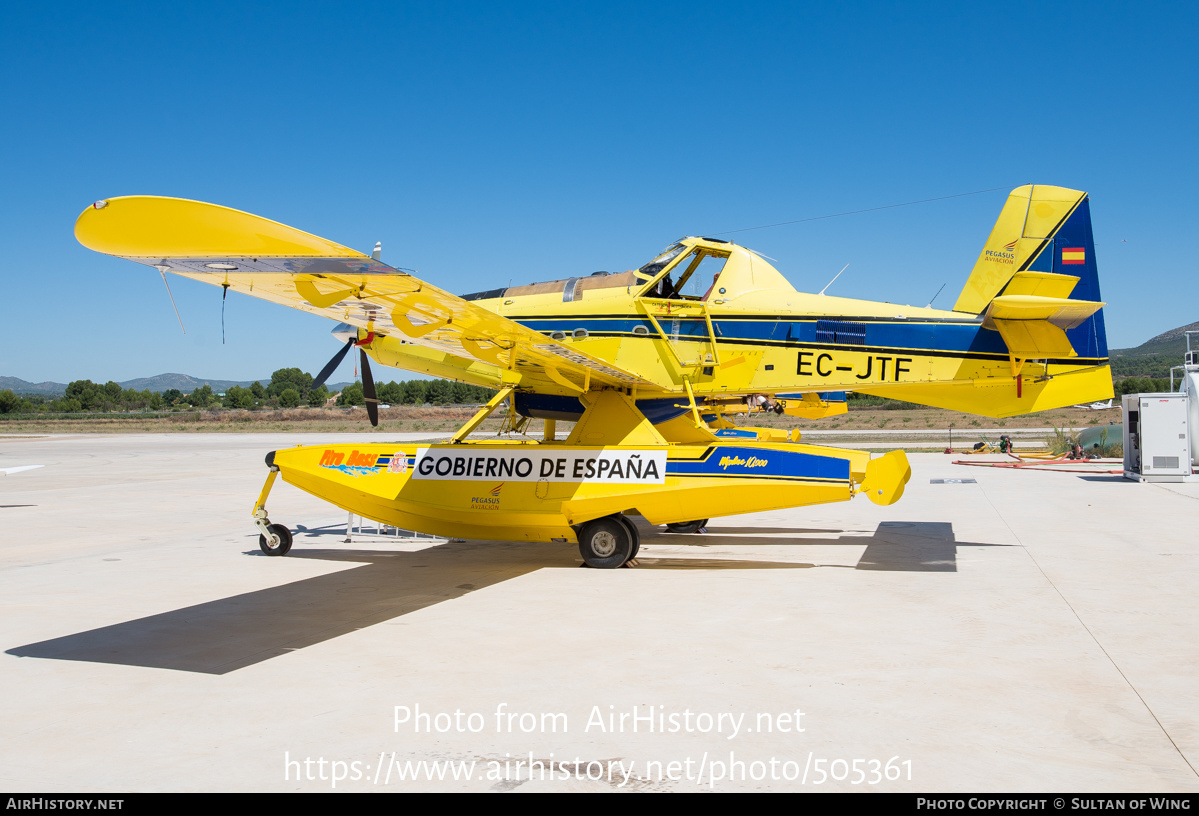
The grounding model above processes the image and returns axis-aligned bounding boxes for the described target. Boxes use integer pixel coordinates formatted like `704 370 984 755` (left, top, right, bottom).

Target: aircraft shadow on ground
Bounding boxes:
644 520 993 573
7 521 995 675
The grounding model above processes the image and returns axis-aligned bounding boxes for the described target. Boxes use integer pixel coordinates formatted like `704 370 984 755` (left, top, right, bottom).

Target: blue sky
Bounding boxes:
1 1 1195 384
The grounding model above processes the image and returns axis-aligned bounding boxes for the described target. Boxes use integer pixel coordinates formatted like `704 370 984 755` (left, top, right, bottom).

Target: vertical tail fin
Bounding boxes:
955 185 1108 361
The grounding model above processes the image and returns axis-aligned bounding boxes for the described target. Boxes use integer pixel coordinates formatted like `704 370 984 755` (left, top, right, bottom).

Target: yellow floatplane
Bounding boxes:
75 185 1112 567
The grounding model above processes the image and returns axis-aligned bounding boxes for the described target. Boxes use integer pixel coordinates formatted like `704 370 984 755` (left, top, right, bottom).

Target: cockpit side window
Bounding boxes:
676 252 728 299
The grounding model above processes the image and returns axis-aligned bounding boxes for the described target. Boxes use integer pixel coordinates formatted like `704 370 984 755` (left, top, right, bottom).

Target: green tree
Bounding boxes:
279 388 301 408
65 380 99 410
307 384 329 407
337 383 364 406
0 390 19 414
1114 376 1171 397
426 379 452 405
189 384 215 407
378 381 402 405
268 368 313 397
401 380 426 404
224 385 255 409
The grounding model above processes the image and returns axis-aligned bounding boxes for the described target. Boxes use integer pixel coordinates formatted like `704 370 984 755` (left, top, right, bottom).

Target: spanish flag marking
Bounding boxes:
1061 247 1085 265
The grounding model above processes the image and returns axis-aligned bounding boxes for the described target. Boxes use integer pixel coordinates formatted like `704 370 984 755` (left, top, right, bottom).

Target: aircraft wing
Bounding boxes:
1 465 44 476
75 196 653 392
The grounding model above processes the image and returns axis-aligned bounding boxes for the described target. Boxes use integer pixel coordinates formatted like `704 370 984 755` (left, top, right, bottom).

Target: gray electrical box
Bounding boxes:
1123 392 1194 481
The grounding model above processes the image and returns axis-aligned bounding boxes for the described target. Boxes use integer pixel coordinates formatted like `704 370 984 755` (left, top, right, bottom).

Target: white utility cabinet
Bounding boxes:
1123 392 1195 481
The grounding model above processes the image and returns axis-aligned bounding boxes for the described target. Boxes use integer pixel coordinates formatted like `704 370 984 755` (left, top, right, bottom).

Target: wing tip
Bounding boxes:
74 196 363 259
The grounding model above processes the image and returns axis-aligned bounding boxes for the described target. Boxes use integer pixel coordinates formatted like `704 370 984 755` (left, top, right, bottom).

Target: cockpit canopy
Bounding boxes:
635 239 731 301
460 236 795 305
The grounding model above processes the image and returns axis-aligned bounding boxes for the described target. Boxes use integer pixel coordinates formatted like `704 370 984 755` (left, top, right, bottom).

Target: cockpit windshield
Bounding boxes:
637 242 686 278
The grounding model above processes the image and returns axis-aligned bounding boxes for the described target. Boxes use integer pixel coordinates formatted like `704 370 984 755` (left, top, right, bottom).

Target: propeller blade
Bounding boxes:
360 348 379 427
313 339 355 390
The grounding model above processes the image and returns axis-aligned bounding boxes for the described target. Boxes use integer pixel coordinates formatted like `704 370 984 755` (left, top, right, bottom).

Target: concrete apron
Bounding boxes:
0 433 1196 791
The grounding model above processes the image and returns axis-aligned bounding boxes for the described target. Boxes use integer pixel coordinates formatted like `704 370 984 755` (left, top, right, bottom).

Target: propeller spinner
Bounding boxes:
313 325 380 427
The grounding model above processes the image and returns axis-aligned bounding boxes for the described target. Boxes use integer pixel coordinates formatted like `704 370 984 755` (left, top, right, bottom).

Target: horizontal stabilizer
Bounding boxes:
983 295 1104 330
1000 271 1079 299
982 294 1104 359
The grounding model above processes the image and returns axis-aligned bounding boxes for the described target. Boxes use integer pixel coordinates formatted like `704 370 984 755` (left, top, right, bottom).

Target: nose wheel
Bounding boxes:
258 523 293 556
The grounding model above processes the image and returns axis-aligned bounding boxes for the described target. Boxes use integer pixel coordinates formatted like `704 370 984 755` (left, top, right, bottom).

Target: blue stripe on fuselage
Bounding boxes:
515 315 1011 357
667 445 850 481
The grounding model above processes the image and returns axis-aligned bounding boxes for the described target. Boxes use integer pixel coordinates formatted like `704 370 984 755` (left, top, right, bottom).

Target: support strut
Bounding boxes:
252 466 281 545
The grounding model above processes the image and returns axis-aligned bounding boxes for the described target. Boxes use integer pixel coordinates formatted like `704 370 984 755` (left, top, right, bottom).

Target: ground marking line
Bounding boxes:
977 480 1199 779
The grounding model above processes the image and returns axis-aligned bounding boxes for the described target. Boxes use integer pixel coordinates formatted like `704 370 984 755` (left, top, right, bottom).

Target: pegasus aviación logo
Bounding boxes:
985 237 1019 264
470 483 504 510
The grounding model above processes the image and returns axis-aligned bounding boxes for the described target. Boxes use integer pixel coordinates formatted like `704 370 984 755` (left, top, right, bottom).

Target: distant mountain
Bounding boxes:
1111 321 1199 358
0 377 68 395
1 373 361 396
1105 321 1198 379
0 373 269 396
118 373 270 393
